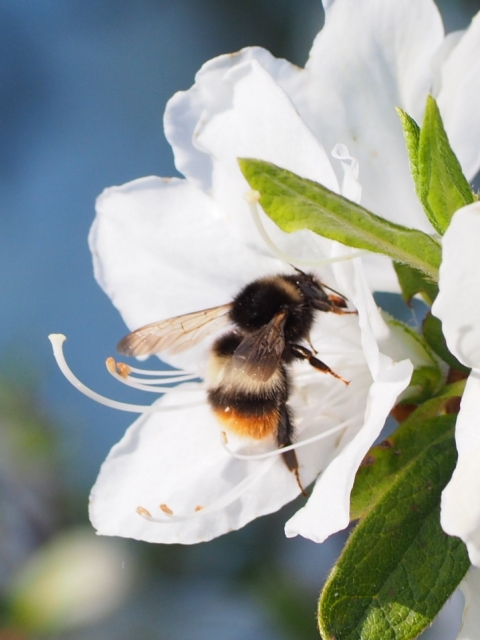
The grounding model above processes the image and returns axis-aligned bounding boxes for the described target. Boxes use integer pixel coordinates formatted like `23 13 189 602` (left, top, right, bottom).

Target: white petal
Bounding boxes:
302 0 444 232
441 371 480 566
90 176 284 369
438 13 480 181
359 254 400 294
285 358 412 542
331 144 362 204
285 253 413 542
89 384 342 545
194 57 338 252
164 47 311 192
432 202 480 370
457 567 480 640
431 30 464 97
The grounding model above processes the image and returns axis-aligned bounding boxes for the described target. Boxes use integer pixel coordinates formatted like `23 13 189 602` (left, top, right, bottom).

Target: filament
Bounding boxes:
126 365 197 377
220 413 362 461
106 358 201 393
245 191 364 267
48 334 204 413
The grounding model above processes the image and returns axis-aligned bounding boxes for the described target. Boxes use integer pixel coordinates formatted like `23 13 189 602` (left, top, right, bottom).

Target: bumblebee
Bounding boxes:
117 270 353 491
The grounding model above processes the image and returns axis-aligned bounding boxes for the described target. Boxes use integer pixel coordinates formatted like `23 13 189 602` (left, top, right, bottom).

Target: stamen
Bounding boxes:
117 362 131 378
105 357 202 393
126 365 197 377
160 503 174 515
136 506 152 518
135 456 276 523
48 334 204 413
121 374 199 385
220 414 362 461
245 191 364 267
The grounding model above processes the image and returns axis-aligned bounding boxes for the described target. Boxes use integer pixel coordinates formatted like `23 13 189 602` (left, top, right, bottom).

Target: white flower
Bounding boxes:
47 0 432 545
50 216 412 545
431 202 480 566
78 205 412 544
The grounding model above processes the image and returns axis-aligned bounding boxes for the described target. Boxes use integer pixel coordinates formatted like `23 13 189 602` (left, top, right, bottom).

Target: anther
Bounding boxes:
195 505 204 512
160 503 174 515
244 189 261 204
106 357 116 374
117 362 131 378
221 431 228 444
136 506 152 518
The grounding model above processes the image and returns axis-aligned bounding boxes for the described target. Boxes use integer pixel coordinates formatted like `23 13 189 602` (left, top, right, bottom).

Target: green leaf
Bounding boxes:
239 158 441 282
319 408 469 640
393 262 438 305
422 313 470 374
350 381 465 520
407 366 442 404
418 96 474 234
396 108 420 187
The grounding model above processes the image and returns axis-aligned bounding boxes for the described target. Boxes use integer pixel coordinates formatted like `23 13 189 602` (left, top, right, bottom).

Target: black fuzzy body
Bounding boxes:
206 272 346 485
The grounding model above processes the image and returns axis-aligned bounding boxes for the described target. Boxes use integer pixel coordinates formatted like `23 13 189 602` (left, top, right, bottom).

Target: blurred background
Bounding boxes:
0 1 478 638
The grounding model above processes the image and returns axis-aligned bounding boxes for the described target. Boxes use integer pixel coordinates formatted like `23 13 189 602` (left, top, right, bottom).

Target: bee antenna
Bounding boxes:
290 264 307 276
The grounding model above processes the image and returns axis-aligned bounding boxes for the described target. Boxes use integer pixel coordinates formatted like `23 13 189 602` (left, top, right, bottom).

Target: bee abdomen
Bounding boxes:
206 330 290 440
208 389 280 440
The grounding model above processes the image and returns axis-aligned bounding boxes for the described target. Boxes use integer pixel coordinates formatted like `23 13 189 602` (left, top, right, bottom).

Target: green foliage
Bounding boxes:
350 382 465 520
238 159 441 282
319 388 469 640
396 108 420 187
398 97 474 235
393 263 438 306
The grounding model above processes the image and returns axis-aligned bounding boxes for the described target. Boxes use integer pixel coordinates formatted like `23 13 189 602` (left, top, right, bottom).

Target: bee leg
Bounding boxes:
327 293 348 308
277 405 307 497
307 337 318 354
289 344 350 385
312 299 357 315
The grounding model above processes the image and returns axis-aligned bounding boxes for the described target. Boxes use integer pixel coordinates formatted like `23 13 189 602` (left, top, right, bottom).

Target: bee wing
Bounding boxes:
117 303 232 357
232 311 286 382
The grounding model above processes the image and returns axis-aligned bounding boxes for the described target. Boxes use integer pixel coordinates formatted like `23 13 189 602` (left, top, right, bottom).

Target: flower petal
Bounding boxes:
432 202 480 370
285 252 413 542
302 0 444 232
194 57 339 251
285 359 412 542
457 567 480 640
441 371 480 566
437 12 480 181
164 47 312 192
89 384 347 544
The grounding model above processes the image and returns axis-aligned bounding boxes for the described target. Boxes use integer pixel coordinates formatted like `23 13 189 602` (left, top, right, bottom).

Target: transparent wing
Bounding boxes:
232 312 286 382
117 304 232 357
